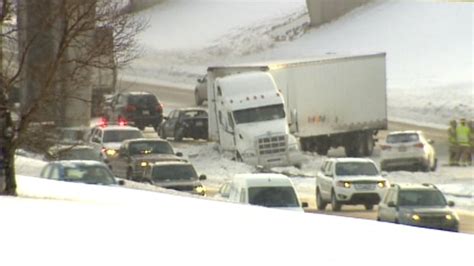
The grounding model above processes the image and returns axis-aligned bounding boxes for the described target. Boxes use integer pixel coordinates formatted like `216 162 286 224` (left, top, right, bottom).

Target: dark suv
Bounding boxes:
107 91 163 131
377 183 459 232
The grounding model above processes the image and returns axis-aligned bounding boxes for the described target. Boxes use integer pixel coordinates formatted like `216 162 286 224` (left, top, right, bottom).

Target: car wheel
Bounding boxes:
331 191 341 211
137 124 145 131
431 157 438 171
421 162 430 172
316 189 327 211
174 127 184 141
376 216 381 221
364 204 374 210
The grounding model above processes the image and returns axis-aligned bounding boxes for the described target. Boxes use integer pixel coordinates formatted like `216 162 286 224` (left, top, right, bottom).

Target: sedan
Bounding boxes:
39 160 124 186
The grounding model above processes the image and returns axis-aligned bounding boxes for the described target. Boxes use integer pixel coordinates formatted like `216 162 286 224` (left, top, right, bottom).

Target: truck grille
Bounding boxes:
257 134 287 155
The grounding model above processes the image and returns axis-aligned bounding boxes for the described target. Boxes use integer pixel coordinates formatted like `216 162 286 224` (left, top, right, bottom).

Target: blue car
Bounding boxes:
39 160 124 186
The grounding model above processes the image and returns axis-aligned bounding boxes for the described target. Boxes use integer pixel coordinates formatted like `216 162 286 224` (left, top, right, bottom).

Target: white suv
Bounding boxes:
316 158 388 211
380 130 437 172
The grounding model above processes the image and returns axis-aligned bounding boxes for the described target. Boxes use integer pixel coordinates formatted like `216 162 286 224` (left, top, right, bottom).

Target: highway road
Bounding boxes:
118 80 474 234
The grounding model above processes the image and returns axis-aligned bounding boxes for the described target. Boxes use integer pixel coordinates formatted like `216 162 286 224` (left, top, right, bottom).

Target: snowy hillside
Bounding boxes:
121 0 473 127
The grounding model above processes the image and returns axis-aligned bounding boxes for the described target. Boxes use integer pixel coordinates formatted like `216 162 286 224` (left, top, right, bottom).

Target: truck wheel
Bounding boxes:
316 189 327 210
363 133 375 156
331 192 341 211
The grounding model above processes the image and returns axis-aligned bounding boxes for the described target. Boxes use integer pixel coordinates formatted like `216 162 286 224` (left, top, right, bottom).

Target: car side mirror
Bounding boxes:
199 174 207 180
427 139 434 144
176 152 183 157
92 136 101 143
117 180 125 186
448 201 455 207
387 201 397 208
381 171 388 177
301 202 309 208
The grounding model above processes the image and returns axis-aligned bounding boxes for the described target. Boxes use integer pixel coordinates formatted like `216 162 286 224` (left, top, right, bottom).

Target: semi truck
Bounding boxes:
207 70 303 167
207 53 387 165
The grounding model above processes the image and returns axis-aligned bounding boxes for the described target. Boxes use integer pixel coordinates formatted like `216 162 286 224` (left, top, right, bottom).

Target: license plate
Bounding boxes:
356 184 374 190
142 110 150 115
196 121 203 126
398 146 407 152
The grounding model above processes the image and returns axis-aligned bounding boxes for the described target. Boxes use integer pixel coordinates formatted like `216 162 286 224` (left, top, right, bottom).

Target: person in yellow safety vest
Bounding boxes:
456 118 471 166
448 120 459 166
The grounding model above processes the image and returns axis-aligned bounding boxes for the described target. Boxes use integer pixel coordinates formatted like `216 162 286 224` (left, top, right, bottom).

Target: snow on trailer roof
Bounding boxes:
207 52 386 71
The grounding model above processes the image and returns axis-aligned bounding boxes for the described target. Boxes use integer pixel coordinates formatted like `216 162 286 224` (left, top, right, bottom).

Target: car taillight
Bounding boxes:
414 143 424 148
126 104 136 112
156 103 163 113
118 117 128 126
381 144 391 150
98 117 108 127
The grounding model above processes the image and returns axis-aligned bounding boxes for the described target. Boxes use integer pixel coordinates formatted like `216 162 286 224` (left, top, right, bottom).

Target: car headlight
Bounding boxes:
445 214 453 220
377 181 386 188
105 149 117 156
336 181 351 188
195 185 206 195
139 161 149 167
405 213 421 221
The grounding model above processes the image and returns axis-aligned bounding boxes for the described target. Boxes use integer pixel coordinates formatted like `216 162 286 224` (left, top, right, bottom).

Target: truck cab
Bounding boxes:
208 71 302 167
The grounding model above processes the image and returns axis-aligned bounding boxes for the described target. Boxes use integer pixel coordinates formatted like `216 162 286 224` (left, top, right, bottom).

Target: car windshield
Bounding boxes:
103 130 143 143
248 186 299 208
233 104 285 124
63 165 115 185
398 190 447 207
335 162 379 176
58 148 103 161
151 164 197 181
129 141 174 155
386 133 419 143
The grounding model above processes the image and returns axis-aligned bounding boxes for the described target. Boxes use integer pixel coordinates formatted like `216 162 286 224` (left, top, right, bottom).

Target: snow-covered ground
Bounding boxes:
3 175 473 266
121 0 473 127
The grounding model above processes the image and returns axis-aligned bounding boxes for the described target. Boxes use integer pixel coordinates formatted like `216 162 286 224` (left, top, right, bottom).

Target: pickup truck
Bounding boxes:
108 138 186 181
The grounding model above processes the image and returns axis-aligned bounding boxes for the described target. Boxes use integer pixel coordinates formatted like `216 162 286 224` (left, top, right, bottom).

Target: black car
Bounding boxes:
377 183 459 232
142 161 207 196
159 107 208 141
106 91 163 131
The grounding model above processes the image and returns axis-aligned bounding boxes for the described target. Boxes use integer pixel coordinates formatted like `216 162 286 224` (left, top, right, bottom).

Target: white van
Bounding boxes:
228 173 308 212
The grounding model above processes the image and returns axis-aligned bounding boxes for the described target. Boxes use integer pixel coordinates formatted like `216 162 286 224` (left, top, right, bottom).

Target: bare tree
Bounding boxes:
0 0 147 195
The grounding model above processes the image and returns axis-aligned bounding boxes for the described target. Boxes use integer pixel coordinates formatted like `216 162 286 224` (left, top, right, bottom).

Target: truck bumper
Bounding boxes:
243 151 304 167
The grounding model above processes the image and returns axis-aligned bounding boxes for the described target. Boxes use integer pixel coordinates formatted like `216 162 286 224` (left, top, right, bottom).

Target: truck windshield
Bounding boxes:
233 104 285 124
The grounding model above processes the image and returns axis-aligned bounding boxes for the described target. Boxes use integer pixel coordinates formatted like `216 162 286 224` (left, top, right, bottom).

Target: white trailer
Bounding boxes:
271 53 387 156
208 53 387 158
